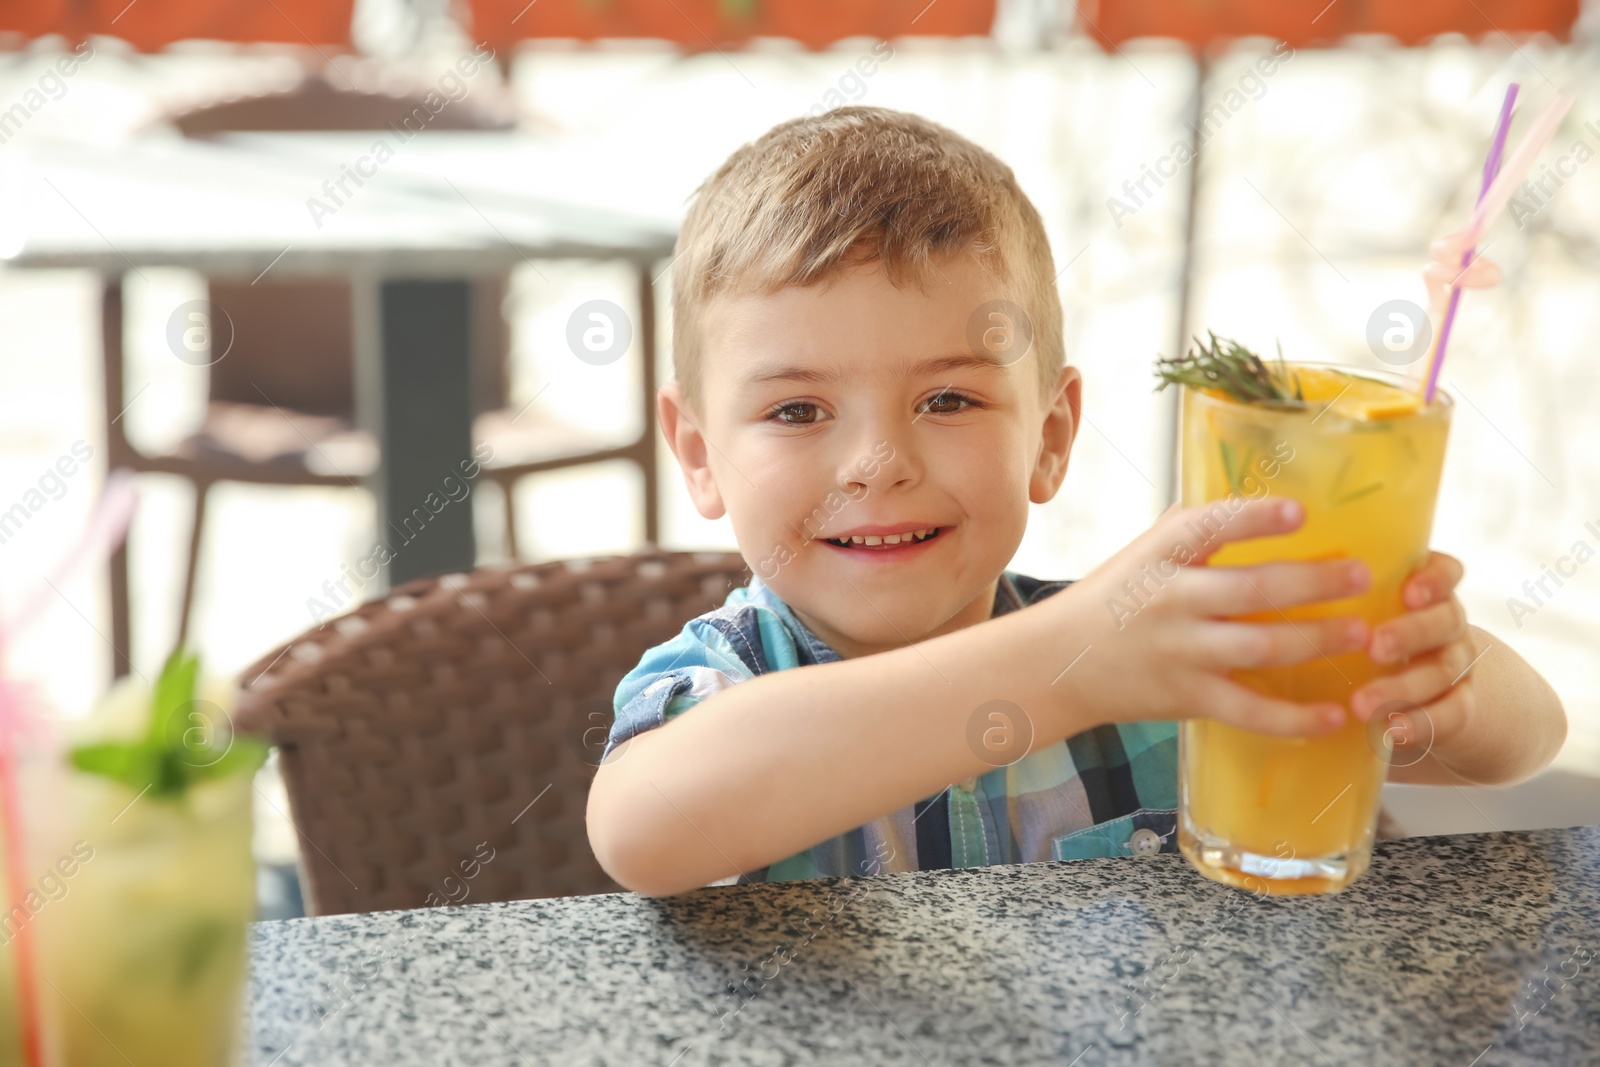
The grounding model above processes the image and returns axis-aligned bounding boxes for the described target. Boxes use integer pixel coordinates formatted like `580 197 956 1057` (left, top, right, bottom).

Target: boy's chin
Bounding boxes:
787 596 949 655
827 620 934 656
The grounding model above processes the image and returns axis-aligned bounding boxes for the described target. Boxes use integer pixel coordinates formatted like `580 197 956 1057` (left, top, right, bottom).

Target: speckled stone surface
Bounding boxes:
248 826 1600 1066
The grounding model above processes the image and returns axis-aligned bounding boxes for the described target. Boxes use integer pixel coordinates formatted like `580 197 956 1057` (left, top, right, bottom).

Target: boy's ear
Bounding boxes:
1029 366 1082 504
658 381 727 520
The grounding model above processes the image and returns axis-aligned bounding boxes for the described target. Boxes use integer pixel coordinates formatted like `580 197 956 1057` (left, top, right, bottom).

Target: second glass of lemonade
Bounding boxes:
40 769 257 1067
1177 363 1452 895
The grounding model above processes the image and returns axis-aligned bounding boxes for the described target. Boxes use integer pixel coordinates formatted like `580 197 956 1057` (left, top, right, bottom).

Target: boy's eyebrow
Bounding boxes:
741 351 1008 387
909 351 1010 376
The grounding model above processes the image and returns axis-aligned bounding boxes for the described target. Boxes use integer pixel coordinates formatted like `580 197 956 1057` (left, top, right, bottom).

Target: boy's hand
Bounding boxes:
1050 498 1371 739
1348 551 1479 749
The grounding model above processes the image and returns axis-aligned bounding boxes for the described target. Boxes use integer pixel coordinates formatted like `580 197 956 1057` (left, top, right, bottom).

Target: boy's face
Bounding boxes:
660 253 1081 659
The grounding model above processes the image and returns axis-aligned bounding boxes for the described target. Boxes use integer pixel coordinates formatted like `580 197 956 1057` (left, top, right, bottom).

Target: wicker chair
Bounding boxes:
232 549 751 916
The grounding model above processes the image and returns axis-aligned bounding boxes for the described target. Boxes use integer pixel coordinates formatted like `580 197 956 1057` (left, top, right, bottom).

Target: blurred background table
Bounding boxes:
247 825 1600 1065
5 130 675 674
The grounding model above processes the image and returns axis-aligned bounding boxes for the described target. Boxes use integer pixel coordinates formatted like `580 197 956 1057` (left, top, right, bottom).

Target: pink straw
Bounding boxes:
3 469 137 637
1421 87 1576 402
1421 83 1518 404
1461 91 1575 249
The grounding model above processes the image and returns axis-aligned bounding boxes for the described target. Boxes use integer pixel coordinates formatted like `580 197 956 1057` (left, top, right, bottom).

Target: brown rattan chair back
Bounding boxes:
233 549 750 916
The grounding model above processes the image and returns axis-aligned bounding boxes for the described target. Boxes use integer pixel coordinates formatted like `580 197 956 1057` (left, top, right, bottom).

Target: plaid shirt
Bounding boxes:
607 572 1179 883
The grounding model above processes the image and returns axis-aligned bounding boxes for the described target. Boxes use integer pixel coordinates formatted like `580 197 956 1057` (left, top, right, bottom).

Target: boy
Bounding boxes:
586 106 1566 896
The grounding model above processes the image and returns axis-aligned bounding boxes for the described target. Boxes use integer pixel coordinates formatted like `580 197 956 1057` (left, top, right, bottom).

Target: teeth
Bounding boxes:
827 528 939 547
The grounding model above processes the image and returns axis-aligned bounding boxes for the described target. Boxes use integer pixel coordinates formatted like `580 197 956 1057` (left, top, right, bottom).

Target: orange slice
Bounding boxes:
1282 367 1421 421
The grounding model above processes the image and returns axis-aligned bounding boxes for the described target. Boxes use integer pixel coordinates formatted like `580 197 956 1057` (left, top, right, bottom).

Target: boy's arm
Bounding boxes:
588 499 1368 896
587 601 1070 896
1384 625 1566 786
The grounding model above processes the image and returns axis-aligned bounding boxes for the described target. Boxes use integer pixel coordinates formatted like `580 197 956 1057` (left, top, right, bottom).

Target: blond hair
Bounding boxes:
670 106 1064 413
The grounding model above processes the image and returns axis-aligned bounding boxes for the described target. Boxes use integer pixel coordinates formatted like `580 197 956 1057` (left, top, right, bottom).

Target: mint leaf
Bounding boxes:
68 649 268 798
148 648 201 747
188 736 269 784
68 741 160 790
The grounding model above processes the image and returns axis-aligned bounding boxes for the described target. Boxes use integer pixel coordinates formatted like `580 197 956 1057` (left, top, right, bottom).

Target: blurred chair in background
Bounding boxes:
233 549 749 915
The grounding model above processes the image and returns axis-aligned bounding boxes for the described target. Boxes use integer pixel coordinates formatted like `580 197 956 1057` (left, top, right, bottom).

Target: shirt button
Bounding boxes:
1128 828 1163 857
957 776 978 793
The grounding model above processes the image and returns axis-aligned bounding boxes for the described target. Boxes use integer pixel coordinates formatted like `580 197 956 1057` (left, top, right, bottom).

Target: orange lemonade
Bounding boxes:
1176 363 1452 894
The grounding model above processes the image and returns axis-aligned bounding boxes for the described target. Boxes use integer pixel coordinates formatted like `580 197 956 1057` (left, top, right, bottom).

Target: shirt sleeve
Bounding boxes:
605 620 756 761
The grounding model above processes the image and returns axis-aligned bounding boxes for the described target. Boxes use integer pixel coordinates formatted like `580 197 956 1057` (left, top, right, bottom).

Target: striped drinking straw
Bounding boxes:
1420 85 1576 403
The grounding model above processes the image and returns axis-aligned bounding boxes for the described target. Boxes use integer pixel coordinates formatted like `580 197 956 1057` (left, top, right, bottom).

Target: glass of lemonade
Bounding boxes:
1176 362 1452 895
38 770 256 1067
0 656 264 1067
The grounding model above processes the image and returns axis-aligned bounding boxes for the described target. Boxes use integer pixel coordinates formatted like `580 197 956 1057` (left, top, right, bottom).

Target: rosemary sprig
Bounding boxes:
1154 331 1306 408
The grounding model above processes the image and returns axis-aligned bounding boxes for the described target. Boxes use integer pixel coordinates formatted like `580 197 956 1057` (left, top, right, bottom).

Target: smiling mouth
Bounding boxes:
822 527 942 549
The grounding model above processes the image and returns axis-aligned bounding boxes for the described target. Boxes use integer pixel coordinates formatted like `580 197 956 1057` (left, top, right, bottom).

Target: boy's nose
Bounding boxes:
838 430 918 496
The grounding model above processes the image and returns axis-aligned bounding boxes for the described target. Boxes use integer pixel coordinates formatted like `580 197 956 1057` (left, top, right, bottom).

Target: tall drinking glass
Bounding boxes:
40 769 256 1066
34 750 257 1065
1177 363 1452 895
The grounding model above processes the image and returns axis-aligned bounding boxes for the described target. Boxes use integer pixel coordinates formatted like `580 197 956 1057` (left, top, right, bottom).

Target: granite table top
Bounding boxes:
248 825 1600 1066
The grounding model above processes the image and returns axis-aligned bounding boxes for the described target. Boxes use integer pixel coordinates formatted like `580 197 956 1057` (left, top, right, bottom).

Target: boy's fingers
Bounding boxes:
1191 616 1368 671
1366 684 1474 766
1352 642 1475 720
1371 598 1468 662
1404 551 1464 609
1164 498 1304 565
1134 502 1188 553
1418 682 1475 750
1194 677 1345 738
1181 557 1369 616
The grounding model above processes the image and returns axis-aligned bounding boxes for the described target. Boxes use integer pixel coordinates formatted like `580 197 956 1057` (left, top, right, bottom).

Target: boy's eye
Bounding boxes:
768 401 824 425
918 392 976 416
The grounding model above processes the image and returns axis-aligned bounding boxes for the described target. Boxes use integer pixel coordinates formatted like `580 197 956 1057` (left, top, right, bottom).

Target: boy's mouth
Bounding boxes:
820 526 943 552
